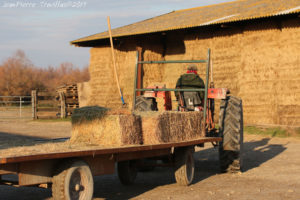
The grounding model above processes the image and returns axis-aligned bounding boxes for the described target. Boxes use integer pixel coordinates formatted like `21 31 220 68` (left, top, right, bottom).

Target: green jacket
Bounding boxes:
175 73 205 100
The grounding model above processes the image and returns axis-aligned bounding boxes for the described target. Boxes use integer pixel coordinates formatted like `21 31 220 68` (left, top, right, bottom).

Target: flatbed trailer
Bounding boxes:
0 137 221 199
0 50 243 199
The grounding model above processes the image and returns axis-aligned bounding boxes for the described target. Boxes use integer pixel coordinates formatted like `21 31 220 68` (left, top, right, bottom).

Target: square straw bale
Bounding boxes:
70 106 142 146
138 111 205 145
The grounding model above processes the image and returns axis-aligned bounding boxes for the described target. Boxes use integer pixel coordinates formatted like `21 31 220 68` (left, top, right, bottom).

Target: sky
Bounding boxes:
0 0 232 68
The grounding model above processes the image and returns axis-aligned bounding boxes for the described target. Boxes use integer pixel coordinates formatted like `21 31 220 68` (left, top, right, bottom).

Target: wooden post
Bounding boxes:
19 96 22 118
59 92 66 118
31 90 37 120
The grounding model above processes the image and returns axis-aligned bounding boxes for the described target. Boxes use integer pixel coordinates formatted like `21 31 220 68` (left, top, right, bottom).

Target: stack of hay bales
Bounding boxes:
70 106 142 146
70 106 205 146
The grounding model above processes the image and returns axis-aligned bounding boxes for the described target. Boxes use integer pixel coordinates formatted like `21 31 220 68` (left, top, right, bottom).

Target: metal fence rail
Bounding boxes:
0 96 32 119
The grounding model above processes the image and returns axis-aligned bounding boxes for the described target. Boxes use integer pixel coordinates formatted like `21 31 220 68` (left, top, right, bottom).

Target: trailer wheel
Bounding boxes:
52 160 94 200
219 96 243 173
174 146 195 186
137 159 157 172
117 160 138 185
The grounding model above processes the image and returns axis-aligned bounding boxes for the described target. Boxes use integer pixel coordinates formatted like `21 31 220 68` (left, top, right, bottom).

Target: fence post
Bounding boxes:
59 91 66 118
32 90 37 119
19 96 22 118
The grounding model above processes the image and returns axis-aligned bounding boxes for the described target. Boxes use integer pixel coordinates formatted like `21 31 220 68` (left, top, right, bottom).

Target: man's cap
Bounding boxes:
187 64 197 71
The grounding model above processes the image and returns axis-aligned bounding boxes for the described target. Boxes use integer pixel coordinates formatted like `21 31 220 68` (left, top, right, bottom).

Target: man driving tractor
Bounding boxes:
175 64 205 111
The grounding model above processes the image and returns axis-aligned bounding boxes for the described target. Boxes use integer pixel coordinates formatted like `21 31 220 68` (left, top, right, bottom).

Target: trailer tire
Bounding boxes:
174 146 195 186
117 160 138 185
52 160 94 200
219 96 243 173
138 159 156 172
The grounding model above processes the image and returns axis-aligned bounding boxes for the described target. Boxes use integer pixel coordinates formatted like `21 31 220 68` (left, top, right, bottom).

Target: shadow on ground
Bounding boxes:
241 138 287 172
92 137 286 200
0 132 45 150
0 131 68 150
0 137 288 200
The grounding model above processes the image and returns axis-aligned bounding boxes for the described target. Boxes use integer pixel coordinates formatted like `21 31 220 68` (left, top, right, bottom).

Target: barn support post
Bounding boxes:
136 47 143 96
203 48 210 123
132 50 139 111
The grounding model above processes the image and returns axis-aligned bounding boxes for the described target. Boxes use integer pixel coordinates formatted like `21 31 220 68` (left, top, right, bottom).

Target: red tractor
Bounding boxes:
133 49 243 172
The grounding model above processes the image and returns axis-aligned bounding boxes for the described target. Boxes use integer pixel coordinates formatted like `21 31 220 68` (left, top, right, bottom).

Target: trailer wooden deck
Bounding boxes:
0 136 222 199
0 137 221 164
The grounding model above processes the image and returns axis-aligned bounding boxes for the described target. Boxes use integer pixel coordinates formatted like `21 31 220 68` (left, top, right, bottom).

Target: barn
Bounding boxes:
71 0 300 126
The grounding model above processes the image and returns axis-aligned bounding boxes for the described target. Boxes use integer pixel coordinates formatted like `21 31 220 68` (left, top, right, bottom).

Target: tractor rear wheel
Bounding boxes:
219 96 243 173
135 96 157 111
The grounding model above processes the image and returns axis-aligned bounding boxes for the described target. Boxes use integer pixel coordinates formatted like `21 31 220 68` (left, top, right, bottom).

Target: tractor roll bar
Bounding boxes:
133 49 211 121
138 60 207 64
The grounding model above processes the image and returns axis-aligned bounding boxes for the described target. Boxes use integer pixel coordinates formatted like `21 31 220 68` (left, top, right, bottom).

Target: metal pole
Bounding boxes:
138 60 207 64
136 88 205 92
210 58 213 83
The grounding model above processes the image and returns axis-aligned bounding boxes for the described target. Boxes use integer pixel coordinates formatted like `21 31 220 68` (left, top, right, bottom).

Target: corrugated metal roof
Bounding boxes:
71 0 300 46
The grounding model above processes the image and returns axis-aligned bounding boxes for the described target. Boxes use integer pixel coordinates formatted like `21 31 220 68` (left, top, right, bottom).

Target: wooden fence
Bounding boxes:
32 84 79 119
32 90 61 119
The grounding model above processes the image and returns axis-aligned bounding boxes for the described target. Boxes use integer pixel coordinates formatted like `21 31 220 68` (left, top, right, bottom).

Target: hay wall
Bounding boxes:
88 38 166 110
141 36 165 87
239 19 300 126
88 42 136 110
78 81 91 107
86 18 300 126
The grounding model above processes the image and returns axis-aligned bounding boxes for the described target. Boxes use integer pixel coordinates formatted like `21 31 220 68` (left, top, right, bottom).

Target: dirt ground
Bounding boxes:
0 119 299 200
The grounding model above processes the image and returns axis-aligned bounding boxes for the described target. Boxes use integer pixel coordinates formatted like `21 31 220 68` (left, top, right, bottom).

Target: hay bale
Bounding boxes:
71 106 109 124
70 106 142 146
138 111 205 144
71 107 204 146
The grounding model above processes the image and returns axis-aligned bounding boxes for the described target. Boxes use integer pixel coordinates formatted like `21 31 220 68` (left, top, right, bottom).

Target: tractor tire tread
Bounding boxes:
219 96 243 173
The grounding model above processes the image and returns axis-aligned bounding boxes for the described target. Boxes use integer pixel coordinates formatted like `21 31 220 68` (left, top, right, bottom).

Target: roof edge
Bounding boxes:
71 11 300 46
